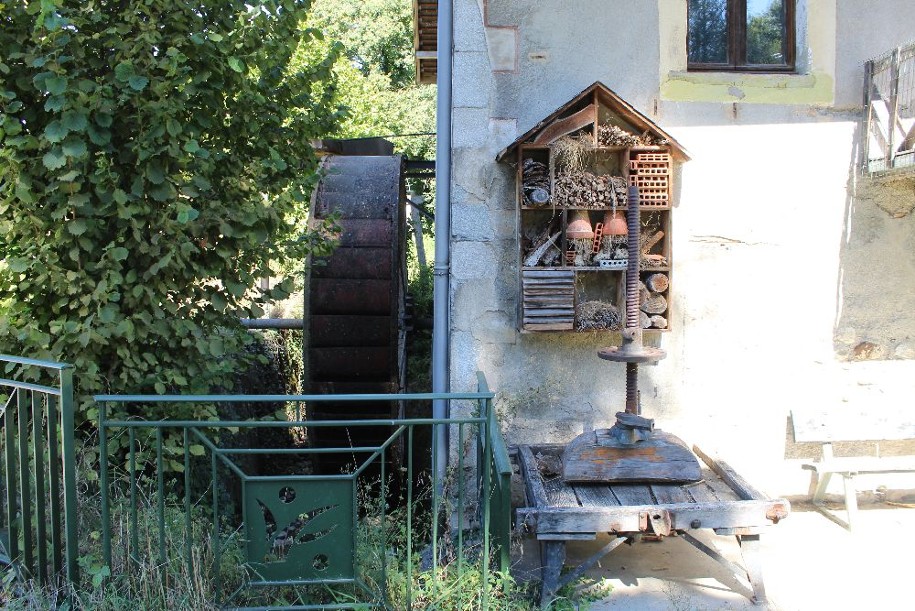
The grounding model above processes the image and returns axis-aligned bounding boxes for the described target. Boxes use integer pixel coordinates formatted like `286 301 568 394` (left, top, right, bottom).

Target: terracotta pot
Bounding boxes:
603 210 627 236
566 210 594 239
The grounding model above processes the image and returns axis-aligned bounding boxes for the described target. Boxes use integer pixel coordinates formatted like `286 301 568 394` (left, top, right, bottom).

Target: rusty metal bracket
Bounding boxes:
639 509 672 537
766 502 790 524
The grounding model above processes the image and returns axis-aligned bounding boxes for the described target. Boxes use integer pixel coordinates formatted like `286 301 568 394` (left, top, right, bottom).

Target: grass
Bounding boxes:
1 455 548 610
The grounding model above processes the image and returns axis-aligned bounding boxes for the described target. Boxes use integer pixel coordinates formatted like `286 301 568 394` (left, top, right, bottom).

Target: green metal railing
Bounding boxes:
94 372 510 609
0 355 79 586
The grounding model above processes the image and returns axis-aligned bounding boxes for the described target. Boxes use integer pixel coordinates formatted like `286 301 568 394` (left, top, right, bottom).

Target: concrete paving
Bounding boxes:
515 500 915 610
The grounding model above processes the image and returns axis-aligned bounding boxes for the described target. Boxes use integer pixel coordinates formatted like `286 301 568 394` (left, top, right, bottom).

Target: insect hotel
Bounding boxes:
497 83 790 606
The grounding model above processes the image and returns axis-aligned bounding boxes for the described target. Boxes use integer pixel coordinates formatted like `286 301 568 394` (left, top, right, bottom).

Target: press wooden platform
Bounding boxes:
514 443 790 608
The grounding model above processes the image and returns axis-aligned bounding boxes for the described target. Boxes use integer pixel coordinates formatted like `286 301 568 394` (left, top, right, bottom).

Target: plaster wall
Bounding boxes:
448 0 915 497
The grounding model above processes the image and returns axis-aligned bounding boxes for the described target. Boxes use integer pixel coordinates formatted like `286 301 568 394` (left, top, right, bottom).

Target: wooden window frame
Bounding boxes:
687 0 796 72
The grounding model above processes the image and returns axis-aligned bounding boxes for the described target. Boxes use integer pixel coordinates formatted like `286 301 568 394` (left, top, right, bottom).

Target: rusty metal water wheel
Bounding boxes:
303 155 408 475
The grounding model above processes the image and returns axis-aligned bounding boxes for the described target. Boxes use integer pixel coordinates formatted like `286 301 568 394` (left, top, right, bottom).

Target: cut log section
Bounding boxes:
649 315 668 329
641 293 668 315
645 273 669 293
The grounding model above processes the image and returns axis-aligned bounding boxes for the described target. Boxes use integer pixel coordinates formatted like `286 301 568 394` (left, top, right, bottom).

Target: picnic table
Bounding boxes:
792 407 915 530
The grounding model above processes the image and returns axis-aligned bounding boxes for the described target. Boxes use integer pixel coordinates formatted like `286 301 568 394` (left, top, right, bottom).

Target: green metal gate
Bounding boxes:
0 355 79 587
93 372 510 609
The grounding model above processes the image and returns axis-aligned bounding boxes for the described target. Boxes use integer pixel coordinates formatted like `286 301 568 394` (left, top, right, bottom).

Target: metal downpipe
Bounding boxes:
432 0 454 482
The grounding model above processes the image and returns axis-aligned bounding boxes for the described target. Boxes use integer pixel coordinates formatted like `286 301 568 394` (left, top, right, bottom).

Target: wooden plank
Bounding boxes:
684 472 719 504
524 323 574 331
524 321 574 326
573 485 619 508
790 408 915 443
523 297 576 306
521 278 575 285
523 292 574 299
522 269 576 278
518 498 789 535
521 282 574 288
523 291 574 298
650 484 693 505
538 533 596 540
704 473 743 504
543 476 580 508
521 308 576 317
532 103 596 145
522 286 574 292
803 456 915 474
518 445 549 508
611 484 654 506
694 446 767 501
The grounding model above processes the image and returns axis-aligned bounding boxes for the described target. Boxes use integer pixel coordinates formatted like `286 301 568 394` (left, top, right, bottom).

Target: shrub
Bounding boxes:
0 1 340 421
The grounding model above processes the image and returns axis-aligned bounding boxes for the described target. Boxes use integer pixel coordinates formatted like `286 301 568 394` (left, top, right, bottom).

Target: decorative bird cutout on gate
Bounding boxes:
257 499 339 562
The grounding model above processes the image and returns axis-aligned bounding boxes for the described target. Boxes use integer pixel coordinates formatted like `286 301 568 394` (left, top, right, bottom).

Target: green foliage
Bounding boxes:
305 0 436 161
310 0 415 90
0 1 342 417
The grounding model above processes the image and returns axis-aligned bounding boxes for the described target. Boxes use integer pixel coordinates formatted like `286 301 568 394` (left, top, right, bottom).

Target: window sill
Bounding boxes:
661 70 833 105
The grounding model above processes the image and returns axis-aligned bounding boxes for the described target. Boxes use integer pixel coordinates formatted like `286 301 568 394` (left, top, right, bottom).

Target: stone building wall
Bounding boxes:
449 0 915 495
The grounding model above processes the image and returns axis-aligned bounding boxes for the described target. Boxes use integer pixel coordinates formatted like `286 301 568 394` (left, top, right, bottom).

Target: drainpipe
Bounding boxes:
432 0 453 482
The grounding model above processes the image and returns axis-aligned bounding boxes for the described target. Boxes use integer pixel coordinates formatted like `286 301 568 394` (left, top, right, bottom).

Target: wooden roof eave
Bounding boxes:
495 81 691 163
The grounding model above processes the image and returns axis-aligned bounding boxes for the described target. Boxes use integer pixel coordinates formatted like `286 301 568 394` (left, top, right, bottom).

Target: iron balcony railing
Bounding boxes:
93 372 510 609
865 41 915 174
0 355 79 587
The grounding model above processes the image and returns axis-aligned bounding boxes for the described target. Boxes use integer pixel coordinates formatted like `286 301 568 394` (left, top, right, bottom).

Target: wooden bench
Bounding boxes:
791 408 915 530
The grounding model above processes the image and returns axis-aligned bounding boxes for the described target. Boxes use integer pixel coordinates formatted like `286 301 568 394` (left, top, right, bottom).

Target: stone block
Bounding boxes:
470 310 517 345
894 343 915 359
453 52 490 109
454 0 486 52
485 27 518 72
453 147 496 200
451 241 496 280
450 330 480 392
488 118 518 153
452 108 491 148
453 279 496 330
452 203 493 241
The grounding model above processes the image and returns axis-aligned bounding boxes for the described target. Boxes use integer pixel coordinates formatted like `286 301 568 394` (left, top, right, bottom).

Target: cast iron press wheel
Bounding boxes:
303 155 407 475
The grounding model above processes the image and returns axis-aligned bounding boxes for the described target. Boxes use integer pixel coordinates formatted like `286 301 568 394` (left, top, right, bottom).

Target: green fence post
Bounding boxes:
99 399 112 572
17 388 34 577
481 394 492 608
59 365 79 585
31 391 48 585
4 389 20 565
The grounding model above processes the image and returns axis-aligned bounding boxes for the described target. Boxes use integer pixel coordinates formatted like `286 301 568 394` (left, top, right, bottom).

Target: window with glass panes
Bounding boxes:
687 0 795 71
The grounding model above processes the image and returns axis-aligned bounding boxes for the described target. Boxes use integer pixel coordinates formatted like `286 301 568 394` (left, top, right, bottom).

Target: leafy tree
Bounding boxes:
0 0 341 416
310 0 415 89
306 0 436 162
